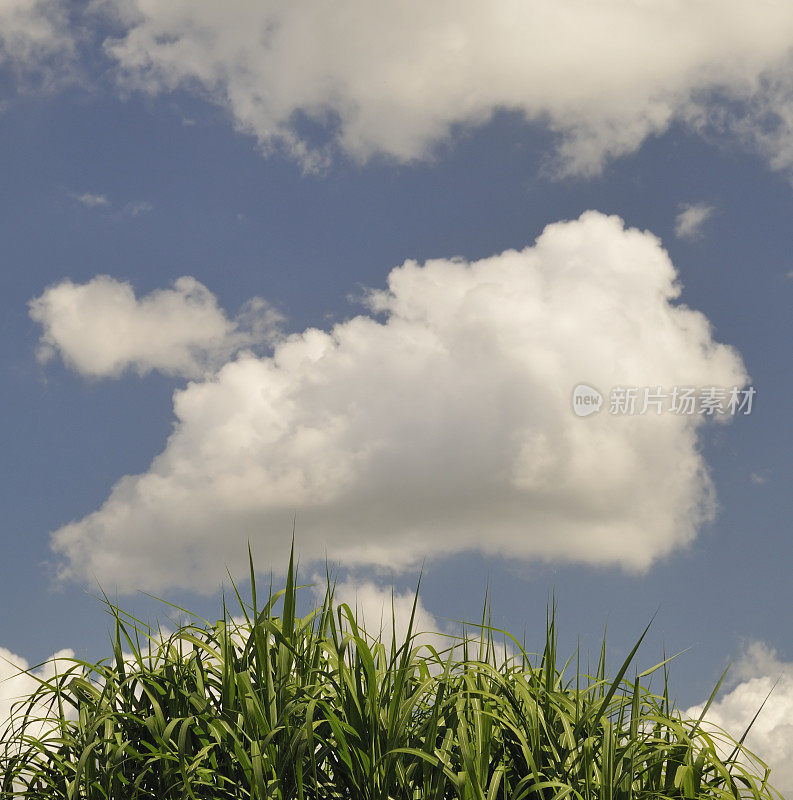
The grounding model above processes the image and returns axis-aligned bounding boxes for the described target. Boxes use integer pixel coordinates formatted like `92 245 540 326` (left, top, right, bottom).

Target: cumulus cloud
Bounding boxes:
97 1 793 175
47 212 747 593
322 579 452 656
319 578 516 671
0 646 75 742
0 0 74 83
29 275 283 379
675 203 715 240
686 642 793 797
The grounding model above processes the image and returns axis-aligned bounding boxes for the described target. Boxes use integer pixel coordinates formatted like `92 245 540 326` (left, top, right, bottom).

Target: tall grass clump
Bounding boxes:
0 548 782 799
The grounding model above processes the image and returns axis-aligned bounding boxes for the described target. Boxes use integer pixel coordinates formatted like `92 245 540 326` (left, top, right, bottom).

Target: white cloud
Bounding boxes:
72 191 110 208
750 470 770 485
0 0 74 82
0 646 75 743
69 194 154 217
47 212 747 593
686 642 793 797
322 579 451 656
317 578 515 670
121 199 153 217
675 203 715 240
98 1 793 175
29 275 283 379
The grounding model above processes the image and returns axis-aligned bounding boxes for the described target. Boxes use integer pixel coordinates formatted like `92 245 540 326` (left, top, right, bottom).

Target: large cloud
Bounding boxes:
30 275 282 379
48 211 747 592
0 0 74 82
101 0 793 174
686 642 793 797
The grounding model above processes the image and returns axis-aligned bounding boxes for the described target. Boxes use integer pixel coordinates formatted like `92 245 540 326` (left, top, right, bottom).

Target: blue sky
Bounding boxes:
3 0 793 790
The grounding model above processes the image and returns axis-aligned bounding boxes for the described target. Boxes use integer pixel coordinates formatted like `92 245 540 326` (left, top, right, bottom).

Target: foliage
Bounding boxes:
0 548 781 799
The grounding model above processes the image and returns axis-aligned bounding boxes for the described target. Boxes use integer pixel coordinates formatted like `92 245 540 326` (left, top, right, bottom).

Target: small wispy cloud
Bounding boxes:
72 192 110 209
675 202 715 240
70 193 153 218
122 200 153 217
750 470 770 485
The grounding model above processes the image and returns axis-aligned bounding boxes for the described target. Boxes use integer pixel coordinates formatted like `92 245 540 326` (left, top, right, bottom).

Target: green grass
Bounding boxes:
0 547 782 799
